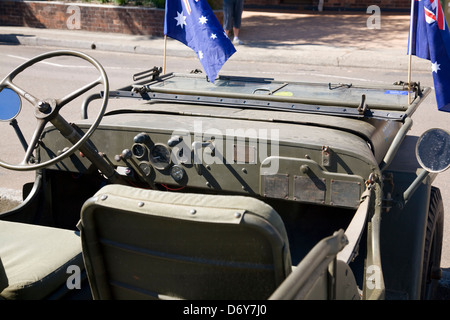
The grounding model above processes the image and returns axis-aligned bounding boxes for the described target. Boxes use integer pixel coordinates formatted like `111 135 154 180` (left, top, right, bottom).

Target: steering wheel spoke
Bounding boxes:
56 76 103 109
4 80 40 106
21 119 46 166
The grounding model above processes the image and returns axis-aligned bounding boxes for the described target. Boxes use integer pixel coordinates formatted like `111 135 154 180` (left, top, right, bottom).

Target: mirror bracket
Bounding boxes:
9 118 29 152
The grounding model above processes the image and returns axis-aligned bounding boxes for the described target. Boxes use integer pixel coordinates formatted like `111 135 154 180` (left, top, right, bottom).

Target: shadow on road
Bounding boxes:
240 11 410 49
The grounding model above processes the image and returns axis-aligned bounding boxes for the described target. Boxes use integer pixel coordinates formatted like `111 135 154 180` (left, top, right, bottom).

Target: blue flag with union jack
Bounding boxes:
164 0 236 83
408 0 450 112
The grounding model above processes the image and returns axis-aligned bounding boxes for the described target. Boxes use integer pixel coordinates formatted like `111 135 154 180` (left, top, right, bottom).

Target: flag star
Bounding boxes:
431 61 441 73
198 51 203 59
174 11 187 29
211 33 217 39
199 16 208 24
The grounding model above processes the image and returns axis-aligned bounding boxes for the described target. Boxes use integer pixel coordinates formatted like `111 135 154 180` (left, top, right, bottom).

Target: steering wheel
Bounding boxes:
0 50 109 171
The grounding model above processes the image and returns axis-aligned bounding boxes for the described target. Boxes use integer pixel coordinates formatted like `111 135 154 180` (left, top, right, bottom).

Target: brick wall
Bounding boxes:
0 0 223 36
0 0 412 36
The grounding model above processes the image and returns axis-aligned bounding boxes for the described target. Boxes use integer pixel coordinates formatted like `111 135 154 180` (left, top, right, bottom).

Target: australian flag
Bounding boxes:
164 0 236 83
408 0 450 112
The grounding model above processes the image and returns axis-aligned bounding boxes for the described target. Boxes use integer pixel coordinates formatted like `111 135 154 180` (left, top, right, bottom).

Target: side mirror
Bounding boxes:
0 88 22 121
404 128 449 205
416 128 450 173
403 129 450 204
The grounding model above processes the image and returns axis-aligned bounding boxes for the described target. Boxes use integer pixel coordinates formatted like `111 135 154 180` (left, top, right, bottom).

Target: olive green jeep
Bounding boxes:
0 51 448 300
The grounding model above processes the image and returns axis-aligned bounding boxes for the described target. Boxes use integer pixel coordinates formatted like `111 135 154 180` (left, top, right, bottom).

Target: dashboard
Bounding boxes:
39 106 385 210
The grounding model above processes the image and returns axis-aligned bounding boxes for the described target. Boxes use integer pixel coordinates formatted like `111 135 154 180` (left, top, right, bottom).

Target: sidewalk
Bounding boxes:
0 10 431 71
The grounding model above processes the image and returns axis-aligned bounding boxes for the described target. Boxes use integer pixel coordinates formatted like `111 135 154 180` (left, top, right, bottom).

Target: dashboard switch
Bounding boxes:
168 135 183 147
134 132 151 144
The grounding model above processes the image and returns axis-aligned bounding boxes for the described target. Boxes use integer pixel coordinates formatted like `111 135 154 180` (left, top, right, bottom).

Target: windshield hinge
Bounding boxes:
132 66 162 82
357 94 370 115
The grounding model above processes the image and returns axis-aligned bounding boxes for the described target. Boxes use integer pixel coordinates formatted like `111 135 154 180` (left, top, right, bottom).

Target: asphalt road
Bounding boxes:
0 44 449 299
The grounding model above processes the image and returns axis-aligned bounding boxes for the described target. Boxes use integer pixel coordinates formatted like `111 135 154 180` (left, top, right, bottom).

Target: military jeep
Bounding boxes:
0 50 448 300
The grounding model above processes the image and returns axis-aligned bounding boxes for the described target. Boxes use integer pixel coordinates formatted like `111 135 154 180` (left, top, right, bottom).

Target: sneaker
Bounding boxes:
233 37 244 45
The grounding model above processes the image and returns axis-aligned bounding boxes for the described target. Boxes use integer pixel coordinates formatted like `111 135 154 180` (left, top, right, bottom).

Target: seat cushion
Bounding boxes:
0 220 84 300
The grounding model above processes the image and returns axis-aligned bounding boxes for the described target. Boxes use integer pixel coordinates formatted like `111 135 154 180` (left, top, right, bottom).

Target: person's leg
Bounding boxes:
232 0 244 44
233 27 239 37
223 0 233 37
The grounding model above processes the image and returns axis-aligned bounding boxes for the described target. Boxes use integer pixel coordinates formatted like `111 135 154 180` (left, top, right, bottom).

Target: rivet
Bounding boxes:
234 212 241 218
100 195 108 201
138 202 144 207
190 209 197 215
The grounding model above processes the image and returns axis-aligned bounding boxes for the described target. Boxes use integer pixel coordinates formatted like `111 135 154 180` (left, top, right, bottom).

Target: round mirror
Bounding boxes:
0 88 22 121
416 128 450 173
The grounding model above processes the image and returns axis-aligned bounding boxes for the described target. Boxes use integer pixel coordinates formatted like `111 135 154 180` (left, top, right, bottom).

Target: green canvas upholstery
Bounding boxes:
0 220 86 300
79 184 292 300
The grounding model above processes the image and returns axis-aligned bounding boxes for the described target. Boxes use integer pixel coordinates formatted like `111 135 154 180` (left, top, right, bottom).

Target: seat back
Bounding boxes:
79 185 291 300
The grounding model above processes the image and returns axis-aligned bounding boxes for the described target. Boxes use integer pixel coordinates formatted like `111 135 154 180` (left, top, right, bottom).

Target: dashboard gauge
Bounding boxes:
132 143 147 159
170 165 186 182
149 143 171 170
138 162 153 177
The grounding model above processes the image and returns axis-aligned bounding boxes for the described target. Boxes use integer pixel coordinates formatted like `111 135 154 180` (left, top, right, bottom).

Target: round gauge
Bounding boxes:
139 162 153 177
149 143 172 170
132 143 147 159
170 165 186 182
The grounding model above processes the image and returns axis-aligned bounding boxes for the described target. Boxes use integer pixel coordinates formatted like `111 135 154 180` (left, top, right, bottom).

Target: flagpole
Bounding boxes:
163 35 167 75
408 53 412 104
407 0 415 105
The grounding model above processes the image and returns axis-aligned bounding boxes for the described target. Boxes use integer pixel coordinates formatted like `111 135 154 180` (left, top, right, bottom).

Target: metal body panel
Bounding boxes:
41 107 380 209
127 102 402 164
380 170 431 299
379 136 434 299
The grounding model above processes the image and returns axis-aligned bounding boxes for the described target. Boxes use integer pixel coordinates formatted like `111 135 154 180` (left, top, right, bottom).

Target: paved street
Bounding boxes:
0 10 432 70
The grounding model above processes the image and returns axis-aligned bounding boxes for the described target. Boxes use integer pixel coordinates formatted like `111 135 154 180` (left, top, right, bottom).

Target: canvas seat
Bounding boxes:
0 220 87 300
78 184 292 300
